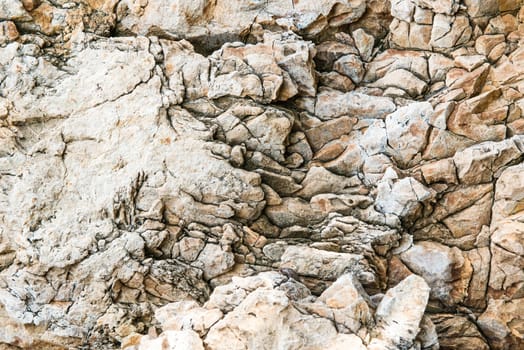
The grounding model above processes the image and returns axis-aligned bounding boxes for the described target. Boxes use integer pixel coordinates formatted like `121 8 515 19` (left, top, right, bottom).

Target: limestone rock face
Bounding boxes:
0 0 523 349
124 272 429 350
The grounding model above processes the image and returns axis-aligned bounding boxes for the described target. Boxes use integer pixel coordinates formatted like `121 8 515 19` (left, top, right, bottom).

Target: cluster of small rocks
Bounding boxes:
0 0 523 349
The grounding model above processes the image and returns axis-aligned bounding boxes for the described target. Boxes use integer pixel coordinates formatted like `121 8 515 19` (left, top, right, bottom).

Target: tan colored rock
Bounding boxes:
304 116 356 152
129 271 431 350
20 0 39 11
422 127 475 160
464 0 499 17
485 14 518 35
313 139 347 162
217 106 293 162
426 183 493 222
478 298 524 350
442 190 492 242
454 54 487 71
162 39 210 102
369 68 427 97
400 241 473 305
315 274 372 332
492 163 524 220
293 0 367 28
265 197 325 227
508 118 524 136
489 46 524 86
333 54 365 84
297 166 360 199
475 34 505 57
414 6 434 24
207 33 317 101
194 244 235 280
428 52 455 81
488 164 524 304
412 183 494 249
431 314 490 350
314 89 396 120
352 28 374 61
0 21 18 44
445 63 490 98
205 277 354 350
387 255 413 288
178 237 205 262
117 0 366 42
453 137 523 185
364 49 429 83
464 247 490 308
287 131 314 162
124 330 205 350
431 14 472 49
420 158 458 184
389 19 433 51
410 22 433 50
154 301 223 335
2 0 524 348
256 169 302 196
390 0 415 21
280 246 366 281
389 18 411 48
318 71 355 92
322 141 365 176
315 40 359 71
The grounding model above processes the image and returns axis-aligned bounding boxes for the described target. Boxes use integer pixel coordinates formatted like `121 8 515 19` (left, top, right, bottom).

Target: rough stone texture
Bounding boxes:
123 273 428 350
0 0 523 349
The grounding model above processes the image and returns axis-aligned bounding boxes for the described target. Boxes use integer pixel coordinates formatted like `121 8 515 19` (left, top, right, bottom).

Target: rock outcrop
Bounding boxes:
123 272 431 350
0 0 523 349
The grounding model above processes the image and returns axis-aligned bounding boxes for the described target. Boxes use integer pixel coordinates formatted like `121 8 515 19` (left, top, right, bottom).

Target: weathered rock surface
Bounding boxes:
123 272 430 350
0 0 523 349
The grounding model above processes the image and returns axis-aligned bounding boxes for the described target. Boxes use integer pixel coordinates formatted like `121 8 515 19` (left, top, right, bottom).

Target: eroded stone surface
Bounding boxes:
0 0 523 349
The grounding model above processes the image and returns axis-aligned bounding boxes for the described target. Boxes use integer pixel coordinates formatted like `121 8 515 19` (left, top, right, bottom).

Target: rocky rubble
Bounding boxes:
0 0 523 349
123 272 431 350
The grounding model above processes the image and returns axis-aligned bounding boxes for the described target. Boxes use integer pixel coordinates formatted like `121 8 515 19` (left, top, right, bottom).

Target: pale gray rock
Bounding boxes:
400 241 472 305
453 137 524 185
125 272 433 350
369 69 428 97
334 54 365 84
431 14 472 49
280 246 367 281
265 197 326 228
314 274 372 333
369 275 431 350
296 166 361 199
482 164 524 349
0 1 523 349
126 330 205 350
116 0 366 42
376 174 434 220
0 0 30 21
385 102 432 167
